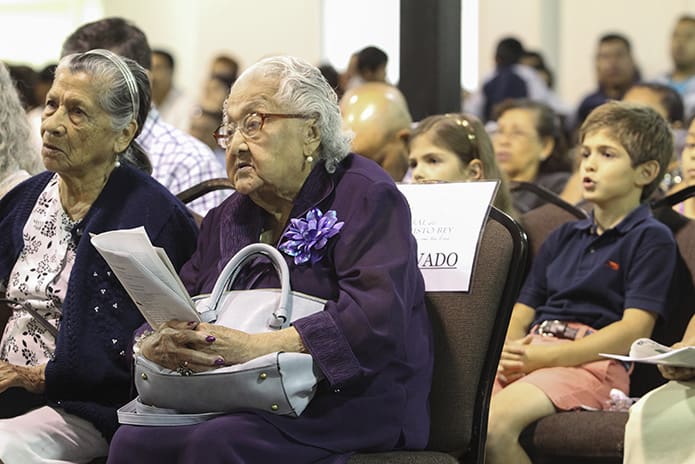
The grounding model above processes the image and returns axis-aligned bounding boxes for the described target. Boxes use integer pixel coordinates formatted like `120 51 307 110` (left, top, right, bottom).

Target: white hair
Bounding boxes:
241 56 352 173
0 62 40 179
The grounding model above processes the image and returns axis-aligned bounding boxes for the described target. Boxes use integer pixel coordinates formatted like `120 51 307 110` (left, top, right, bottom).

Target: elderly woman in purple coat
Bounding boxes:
107 56 433 463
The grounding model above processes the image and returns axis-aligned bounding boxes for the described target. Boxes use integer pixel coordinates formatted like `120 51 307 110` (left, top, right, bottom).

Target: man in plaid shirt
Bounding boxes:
137 106 228 216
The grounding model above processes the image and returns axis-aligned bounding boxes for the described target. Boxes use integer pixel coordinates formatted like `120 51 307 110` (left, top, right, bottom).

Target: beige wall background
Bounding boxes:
102 0 323 101
3 0 695 113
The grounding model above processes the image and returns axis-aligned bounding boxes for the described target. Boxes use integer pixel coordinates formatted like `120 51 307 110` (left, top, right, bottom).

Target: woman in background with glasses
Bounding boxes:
107 55 433 464
408 112 515 216
491 99 573 213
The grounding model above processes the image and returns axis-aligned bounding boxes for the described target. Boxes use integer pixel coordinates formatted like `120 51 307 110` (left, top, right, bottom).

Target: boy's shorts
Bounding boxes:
493 322 630 411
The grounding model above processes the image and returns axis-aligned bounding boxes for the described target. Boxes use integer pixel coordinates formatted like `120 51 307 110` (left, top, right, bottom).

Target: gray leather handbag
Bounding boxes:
118 243 326 426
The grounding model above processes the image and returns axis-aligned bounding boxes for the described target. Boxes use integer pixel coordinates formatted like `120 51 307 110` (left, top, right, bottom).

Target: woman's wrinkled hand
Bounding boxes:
0 361 45 394
658 364 695 381
658 342 695 380
656 342 695 380
140 320 254 373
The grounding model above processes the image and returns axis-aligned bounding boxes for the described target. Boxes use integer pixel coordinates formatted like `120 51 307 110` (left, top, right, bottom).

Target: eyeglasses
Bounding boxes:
489 127 534 140
213 112 309 149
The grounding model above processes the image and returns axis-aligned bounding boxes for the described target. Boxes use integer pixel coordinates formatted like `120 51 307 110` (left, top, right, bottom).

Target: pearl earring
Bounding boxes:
114 158 121 168
306 155 314 164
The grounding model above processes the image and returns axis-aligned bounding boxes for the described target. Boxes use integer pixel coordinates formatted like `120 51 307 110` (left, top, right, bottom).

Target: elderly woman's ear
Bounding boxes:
303 119 321 157
540 136 555 162
114 120 139 154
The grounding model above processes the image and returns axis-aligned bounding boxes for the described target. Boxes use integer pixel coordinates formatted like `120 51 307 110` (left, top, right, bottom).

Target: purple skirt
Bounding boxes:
106 411 350 464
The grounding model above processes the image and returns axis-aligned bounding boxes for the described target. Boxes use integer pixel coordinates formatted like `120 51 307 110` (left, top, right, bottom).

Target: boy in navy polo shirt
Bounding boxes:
485 101 678 464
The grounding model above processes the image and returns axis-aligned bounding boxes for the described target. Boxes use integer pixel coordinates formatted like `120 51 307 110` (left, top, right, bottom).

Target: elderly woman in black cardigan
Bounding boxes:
0 50 197 463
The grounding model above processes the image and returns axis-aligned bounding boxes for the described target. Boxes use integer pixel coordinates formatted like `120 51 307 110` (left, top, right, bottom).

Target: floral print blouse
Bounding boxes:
0 174 76 366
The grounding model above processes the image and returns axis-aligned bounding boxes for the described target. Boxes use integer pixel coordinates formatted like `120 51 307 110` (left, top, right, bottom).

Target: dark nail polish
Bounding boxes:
206 335 216 343
214 357 225 366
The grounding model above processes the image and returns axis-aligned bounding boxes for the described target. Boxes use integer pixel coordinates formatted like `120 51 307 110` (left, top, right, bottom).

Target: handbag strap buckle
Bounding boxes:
268 313 287 330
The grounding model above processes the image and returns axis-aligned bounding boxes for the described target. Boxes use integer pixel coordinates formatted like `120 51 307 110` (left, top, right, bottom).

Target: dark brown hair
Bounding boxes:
493 98 572 175
579 101 673 200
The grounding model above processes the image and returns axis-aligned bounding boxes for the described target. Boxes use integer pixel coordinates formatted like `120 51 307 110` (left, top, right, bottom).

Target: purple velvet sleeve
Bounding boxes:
293 180 425 387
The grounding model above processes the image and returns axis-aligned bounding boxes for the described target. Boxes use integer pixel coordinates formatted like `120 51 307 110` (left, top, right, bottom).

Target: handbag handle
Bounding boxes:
0 298 59 338
198 243 292 329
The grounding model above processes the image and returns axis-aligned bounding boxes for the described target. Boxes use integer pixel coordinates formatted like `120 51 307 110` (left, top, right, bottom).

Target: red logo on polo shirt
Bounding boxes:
606 260 620 271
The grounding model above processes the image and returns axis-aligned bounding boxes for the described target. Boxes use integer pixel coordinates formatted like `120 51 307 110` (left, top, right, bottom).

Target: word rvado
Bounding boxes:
418 252 459 269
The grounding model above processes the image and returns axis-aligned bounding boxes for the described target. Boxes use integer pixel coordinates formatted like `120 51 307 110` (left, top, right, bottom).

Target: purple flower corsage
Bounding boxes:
279 208 344 265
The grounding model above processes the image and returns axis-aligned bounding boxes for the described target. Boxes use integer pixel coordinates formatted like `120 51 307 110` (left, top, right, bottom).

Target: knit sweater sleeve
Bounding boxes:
0 173 53 283
37 166 198 440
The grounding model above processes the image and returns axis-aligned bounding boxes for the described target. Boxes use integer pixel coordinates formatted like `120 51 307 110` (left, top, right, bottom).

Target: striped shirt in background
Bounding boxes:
137 107 231 216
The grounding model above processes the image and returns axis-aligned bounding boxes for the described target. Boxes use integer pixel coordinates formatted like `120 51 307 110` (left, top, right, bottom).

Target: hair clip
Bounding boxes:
450 115 476 142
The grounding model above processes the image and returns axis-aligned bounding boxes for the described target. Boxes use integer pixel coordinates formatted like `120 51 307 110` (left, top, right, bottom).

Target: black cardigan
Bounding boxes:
0 165 198 439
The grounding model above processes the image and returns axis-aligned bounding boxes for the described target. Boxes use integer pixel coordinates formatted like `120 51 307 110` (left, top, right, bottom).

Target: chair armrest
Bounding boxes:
176 178 235 204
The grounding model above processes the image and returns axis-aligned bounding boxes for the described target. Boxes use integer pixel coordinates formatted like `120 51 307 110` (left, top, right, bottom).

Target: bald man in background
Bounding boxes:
340 82 412 181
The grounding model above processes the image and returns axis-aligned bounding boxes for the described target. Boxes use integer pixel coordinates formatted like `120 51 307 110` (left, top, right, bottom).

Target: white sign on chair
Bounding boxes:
397 181 498 292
